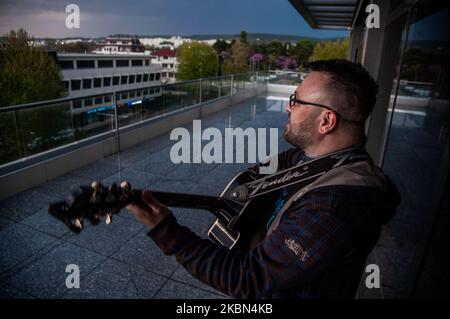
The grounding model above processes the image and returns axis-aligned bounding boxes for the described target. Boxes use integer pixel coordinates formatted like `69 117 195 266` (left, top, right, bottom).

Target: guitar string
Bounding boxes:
114 91 122 183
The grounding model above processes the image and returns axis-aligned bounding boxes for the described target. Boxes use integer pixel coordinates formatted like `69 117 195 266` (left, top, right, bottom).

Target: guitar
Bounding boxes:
48 148 371 251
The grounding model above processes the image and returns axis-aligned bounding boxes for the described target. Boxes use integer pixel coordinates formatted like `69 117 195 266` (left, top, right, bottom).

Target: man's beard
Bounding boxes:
284 114 316 150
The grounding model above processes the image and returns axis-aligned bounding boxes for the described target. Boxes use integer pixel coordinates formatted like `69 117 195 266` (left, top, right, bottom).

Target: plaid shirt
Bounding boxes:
148 148 399 298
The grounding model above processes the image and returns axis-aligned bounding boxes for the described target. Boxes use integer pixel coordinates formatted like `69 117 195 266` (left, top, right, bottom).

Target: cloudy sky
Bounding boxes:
0 0 349 38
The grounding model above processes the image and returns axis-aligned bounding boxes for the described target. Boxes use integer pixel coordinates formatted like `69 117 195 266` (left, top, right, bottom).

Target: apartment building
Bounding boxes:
57 53 162 108
151 49 178 83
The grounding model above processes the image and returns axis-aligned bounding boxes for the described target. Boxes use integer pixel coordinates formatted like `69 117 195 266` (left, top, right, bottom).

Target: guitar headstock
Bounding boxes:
48 181 141 233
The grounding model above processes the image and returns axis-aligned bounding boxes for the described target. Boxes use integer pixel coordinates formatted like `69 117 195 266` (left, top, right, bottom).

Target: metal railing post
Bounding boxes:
113 90 122 179
13 109 26 158
199 79 202 104
230 75 234 96
218 78 221 98
113 90 120 145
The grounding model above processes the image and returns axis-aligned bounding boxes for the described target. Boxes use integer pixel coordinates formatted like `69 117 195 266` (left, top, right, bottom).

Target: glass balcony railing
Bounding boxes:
261 70 307 86
0 73 264 168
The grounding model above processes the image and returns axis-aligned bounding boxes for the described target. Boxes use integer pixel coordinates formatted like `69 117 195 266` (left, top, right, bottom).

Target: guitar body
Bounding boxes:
208 170 304 251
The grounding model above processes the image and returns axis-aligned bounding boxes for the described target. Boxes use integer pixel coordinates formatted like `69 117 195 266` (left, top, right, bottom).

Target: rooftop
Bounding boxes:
56 52 153 58
152 49 177 57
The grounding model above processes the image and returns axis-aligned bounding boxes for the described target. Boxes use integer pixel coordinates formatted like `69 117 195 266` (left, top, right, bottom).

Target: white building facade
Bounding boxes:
151 49 178 83
139 36 190 49
57 53 162 109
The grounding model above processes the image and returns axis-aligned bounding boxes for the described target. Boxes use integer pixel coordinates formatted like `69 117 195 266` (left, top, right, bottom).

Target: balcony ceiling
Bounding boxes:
288 0 359 30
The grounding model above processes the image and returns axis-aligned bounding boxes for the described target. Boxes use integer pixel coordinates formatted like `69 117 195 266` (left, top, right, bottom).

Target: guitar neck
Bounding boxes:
142 190 233 222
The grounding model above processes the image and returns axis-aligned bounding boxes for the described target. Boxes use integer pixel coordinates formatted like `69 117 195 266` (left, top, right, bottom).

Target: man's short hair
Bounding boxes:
309 59 378 123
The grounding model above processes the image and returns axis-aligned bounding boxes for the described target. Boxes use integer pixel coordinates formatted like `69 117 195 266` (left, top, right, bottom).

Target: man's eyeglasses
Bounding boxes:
289 93 341 118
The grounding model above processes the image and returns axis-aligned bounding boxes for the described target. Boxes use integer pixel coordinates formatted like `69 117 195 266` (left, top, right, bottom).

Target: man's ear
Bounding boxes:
318 111 338 134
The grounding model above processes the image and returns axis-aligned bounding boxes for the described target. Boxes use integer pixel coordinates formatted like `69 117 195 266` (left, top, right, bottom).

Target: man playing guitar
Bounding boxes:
125 60 401 298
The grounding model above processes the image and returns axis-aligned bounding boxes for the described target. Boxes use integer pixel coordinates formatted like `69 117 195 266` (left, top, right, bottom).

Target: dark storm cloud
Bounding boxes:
0 0 349 38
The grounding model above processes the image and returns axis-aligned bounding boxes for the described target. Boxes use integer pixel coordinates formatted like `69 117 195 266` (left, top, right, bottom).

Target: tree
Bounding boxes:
176 42 219 80
276 56 297 70
58 41 96 53
240 30 248 44
309 38 349 62
250 53 264 72
144 44 160 51
224 40 251 74
266 41 286 57
0 28 66 106
212 39 231 54
0 28 69 162
291 38 314 67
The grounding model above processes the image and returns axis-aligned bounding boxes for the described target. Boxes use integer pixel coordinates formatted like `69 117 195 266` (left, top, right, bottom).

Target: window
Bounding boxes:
83 79 92 89
162 64 168 68
129 75 135 84
73 99 82 109
143 74 149 82
136 74 142 83
145 59 150 66
129 91 135 98
132 59 143 67
143 89 148 95
71 80 81 90
103 77 111 87
116 59 129 67
98 60 113 68
149 73 155 81
155 73 161 80
163 56 168 59
136 90 142 96
121 92 128 99
382 5 449 253
112 76 120 86
58 60 74 69
168 72 174 78
121 75 128 85
77 60 95 69
162 72 167 77
94 97 103 104
104 95 112 103
84 98 93 107
94 78 102 88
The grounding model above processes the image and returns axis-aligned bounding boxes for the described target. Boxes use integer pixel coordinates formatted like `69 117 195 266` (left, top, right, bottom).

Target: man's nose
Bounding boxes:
285 103 291 113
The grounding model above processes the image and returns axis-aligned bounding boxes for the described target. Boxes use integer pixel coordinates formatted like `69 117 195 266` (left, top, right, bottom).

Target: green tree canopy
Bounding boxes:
240 30 248 44
309 38 349 62
290 38 314 66
0 28 66 106
212 39 231 54
57 41 96 53
176 42 219 80
224 40 251 74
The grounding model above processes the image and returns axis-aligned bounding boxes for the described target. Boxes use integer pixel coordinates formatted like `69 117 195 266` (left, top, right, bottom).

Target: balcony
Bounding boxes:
0 72 296 298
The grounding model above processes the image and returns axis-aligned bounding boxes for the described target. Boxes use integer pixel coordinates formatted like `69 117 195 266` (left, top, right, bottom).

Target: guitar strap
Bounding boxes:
265 152 388 236
232 147 372 202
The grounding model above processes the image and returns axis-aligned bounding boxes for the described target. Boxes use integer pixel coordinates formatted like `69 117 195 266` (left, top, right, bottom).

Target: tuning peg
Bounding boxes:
71 217 83 230
120 181 131 191
105 212 112 225
90 181 106 205
119 181 133 203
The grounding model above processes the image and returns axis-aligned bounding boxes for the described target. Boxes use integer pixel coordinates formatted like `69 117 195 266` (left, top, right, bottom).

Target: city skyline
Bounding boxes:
0 0 349 39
